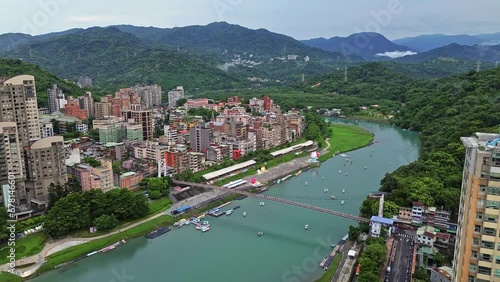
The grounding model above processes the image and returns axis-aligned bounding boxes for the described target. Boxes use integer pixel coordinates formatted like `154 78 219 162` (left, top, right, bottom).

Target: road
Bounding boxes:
386 229 416 282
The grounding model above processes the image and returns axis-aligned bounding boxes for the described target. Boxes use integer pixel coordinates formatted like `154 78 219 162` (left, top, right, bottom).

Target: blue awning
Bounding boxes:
370 216 394 225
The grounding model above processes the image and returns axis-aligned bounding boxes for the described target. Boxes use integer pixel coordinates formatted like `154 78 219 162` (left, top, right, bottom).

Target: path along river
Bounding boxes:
30 119 420 282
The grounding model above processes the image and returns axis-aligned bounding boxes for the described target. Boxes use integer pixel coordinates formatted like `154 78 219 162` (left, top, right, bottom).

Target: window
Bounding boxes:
478 266 492 275
470 264 477 271
477 211 484 219
481 240 494 249
473 238 480 246
487 201 500 209
475 225 482 232
496 256 500 264
488 187 500 196
485 214 498 223
495 269 500 278
480 253 492 262
484 227 497 236
478 199 485 207
472 251 478 258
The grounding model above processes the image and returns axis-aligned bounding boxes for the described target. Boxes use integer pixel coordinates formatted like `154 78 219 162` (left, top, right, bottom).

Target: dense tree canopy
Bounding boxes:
45 189 149 237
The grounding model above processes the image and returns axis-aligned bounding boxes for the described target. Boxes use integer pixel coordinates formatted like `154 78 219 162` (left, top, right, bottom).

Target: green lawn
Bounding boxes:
318 124 373 162
0 272 23 282
314 254 343 282
148 197 172 215
38 215 177 274
0 232 49 265
69 197 172 238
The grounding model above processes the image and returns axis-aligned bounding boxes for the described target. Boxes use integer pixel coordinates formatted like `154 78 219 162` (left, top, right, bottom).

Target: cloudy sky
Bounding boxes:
1 0 499 40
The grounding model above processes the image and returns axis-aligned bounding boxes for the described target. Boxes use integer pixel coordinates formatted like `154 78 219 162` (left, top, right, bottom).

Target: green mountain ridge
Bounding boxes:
0 27 245 93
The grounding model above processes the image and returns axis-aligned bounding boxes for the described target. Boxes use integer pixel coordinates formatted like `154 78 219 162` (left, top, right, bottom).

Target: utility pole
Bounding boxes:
344 67 348 82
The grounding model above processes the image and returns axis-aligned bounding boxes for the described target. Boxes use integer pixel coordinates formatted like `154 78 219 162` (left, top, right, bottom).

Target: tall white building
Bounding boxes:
48 84 67 114
168 86 185 108
133 84 162 108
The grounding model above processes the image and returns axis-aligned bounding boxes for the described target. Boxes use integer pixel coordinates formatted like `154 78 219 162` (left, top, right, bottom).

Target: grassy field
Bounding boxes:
148 197 172 215
38 215 177 274
314 254 343 282
69 196 172 238
0 271 23 282
0 232 49 265
318 124 373 162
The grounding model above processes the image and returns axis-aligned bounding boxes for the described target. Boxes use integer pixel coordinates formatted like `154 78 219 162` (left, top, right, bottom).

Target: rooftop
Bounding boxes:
120 172 136 178
203 160 256 181
270 140 314 157
370 216 394 225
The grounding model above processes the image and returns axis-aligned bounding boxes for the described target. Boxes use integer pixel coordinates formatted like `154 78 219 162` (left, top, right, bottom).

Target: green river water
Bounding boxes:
30 119 420 282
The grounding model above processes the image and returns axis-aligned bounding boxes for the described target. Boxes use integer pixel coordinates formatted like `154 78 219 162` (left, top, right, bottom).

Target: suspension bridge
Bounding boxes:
172 180 370 223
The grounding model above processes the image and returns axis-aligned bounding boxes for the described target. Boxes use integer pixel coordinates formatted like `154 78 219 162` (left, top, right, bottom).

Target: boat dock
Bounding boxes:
319 234 348 269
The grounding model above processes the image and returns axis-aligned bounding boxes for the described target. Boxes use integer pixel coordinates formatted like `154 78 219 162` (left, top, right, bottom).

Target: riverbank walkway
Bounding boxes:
0 189 226 277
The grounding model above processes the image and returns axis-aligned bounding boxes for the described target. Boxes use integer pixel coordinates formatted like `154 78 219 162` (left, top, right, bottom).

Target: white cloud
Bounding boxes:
66 16 119 24
375 51 418 59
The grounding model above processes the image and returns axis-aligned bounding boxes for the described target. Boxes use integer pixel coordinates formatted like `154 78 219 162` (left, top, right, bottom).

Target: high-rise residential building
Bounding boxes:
190 124 214 153
453 133 500 282
0 122 26 208
94 102 112 119
0 75 41 145
78 76 93 88
25 136 67 202
133 84 162 108
168 86 185 108
47 84 67 114
78 91 94 118
122 109 153 141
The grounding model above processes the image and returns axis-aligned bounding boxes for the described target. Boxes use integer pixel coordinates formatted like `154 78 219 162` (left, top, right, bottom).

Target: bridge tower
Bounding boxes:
158 159 168 178
378 194 384 217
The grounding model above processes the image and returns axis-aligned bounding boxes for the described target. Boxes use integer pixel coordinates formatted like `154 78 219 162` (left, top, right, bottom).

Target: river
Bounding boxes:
30 119 420 282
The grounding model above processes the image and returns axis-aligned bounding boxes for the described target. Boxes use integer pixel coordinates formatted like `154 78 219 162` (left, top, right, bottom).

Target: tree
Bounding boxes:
363 243 387 266
0 208 9 241
358 271 381 282
83 157 101 167
51 119 61 134
95 214 119 231
149 191 161 200
413 267 429 281
176 98 187 107
348 225 360 241
48 180 82 208
88 128 99 141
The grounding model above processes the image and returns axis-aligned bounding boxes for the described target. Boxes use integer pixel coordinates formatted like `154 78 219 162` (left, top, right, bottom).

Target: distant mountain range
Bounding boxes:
113 22 350 62
393 33 500 52
396 43 500 63
301 32 414 60
0 22 498 94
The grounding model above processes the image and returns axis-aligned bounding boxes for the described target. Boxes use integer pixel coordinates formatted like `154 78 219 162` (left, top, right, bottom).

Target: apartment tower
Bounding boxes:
453 133 500 282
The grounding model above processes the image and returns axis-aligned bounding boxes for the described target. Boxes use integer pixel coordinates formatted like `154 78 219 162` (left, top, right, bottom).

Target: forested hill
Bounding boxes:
294 62 416 102
0 27 245 93
375 67 500 216
114 22 351 62
0 58 85 107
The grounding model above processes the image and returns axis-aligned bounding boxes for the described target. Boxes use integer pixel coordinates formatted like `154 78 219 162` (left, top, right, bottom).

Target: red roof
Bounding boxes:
436 232 450 240
178 130 189 134
423 232 435 239
412 201 425 207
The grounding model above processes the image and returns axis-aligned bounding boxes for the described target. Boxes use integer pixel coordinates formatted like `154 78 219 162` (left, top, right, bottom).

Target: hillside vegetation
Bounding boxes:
0 58 85 107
